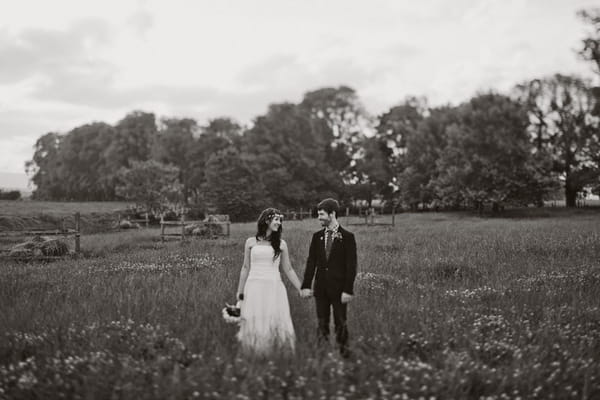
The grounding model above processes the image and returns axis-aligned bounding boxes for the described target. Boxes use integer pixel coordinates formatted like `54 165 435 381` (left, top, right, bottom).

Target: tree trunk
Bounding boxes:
492 202 500 213
182 185 189 205
476 201 484 215
565 184 577 207
536 196 544 208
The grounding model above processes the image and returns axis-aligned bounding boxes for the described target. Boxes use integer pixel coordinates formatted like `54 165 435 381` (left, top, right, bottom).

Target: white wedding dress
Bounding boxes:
237 245 296 355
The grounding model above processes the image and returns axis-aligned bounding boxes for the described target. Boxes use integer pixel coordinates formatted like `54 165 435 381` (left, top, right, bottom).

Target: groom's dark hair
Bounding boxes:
317 198 340 217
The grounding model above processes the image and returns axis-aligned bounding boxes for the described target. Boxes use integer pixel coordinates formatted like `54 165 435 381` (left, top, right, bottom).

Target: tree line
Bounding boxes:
25 9 600 220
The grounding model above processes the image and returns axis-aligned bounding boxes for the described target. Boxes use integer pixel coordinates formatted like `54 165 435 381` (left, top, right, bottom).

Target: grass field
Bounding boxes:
1 210 600 399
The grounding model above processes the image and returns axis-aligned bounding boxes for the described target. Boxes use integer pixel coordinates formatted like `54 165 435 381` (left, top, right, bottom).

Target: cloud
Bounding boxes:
0 18 113 84
127 8 154 37
32 75 221 110
237 54 309 86
237 54 382 98
0 16 215 111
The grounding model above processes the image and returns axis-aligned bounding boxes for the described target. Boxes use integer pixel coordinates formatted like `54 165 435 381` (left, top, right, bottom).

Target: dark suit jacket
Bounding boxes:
301 226 357 296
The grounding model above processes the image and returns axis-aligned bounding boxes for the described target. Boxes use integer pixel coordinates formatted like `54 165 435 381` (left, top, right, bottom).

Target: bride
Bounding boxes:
235 208 303 355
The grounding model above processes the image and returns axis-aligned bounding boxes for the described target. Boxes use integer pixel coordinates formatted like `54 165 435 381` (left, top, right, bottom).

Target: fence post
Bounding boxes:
145 213 149 229
75 212 81 255
226 221 231 237
392 207 396 227
181 213 185 241
346 207 350 226
300 208 303 220
160 215 165 242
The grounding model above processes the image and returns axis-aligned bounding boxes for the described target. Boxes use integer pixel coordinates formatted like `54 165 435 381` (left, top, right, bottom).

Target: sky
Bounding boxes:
0 0 598 189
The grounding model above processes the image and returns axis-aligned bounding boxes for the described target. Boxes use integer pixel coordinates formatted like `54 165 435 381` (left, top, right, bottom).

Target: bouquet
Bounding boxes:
222 300 242 324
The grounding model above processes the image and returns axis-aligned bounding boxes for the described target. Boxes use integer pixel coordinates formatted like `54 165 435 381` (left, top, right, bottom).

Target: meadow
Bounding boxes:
1 209 600 399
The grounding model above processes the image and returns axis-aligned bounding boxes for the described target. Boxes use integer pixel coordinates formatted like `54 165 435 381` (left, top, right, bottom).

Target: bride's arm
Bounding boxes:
280 240 301 293
236 238 252 299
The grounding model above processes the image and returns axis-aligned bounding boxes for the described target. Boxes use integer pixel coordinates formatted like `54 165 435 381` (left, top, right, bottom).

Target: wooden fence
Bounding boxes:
160 214 231 241
345 207 396 227
0 212 81 260
115 213 150 229
282 208 313 220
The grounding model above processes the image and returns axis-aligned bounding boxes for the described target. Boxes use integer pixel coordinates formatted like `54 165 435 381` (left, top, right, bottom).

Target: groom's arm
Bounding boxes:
343 233 357 295
301 234 317 290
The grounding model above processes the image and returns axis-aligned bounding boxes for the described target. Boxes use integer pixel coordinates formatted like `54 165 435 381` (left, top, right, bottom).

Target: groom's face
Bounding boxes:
317 210 333 227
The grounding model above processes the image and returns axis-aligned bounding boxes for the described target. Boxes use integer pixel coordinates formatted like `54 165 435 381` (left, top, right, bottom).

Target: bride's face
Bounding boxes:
268 215 282 232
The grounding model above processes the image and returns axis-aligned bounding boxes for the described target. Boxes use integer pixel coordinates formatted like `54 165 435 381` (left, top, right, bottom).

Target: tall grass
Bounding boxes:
1 211 599 399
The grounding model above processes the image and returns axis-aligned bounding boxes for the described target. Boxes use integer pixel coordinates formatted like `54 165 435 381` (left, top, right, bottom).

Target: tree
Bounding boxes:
578 8 600 76
115 160 182 214
187 117 241 204
242 103 345 208
578 8 600 196
433 93 557 211
202 147 268 222
55 122 116 200
377 96 427 158
25 132 65 200
0 190 21 200
396 106 459 209
106 111 157 170
152 118 198 204
515 75 599 207
300 86 371 178
351 135 394 206
376 97 428 206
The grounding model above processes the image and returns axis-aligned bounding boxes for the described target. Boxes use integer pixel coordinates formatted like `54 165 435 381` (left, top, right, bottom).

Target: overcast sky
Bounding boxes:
0 0 598 189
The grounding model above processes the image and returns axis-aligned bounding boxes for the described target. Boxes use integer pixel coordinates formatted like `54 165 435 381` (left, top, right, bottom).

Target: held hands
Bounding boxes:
341 292 354 304
300 288 313 298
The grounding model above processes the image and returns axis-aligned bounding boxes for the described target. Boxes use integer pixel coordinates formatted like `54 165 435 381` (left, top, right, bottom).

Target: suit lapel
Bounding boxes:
326 226 344 262
318 230 326 262
320 226 345 264
329 228 342 259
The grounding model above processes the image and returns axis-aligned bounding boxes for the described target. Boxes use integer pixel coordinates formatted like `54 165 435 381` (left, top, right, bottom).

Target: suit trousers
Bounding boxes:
315 288 349 353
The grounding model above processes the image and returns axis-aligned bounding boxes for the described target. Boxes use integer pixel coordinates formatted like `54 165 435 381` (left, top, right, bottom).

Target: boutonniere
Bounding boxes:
320 236 324 241
333 231 343 241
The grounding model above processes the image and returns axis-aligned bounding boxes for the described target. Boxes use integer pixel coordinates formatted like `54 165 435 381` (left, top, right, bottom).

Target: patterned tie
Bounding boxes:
325 229 333 259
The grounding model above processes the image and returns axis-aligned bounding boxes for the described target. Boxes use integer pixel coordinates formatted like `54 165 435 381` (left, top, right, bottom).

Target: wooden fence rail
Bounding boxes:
115 213 150 229
282 208 313 220
0 212 81 259
160 214 231 242
345 207 396 227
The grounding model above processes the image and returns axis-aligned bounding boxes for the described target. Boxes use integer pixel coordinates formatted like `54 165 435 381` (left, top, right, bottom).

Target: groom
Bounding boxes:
301 198 357 357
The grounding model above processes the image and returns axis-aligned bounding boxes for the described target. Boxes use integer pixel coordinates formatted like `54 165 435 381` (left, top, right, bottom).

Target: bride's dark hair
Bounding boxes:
256 208 283 260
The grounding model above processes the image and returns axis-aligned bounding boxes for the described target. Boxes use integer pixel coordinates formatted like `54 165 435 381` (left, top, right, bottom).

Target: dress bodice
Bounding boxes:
248 245 281 281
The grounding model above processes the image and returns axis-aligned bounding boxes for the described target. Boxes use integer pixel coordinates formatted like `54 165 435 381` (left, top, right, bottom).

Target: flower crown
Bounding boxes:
266 212 284 222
